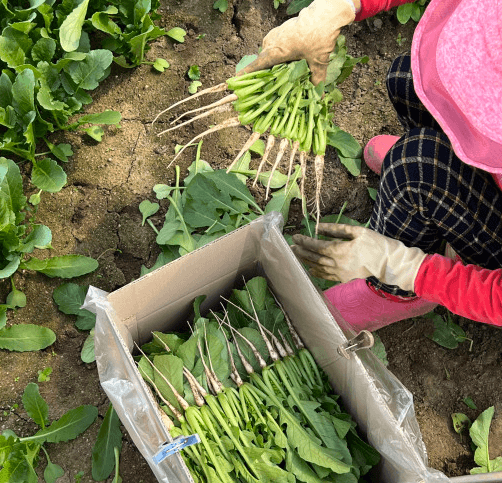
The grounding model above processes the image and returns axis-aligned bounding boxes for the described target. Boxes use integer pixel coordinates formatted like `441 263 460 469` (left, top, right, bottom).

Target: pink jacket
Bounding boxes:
356 0 502 325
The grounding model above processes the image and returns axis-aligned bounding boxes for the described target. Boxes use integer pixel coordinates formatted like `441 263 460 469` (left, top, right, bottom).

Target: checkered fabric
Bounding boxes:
367 53 502 297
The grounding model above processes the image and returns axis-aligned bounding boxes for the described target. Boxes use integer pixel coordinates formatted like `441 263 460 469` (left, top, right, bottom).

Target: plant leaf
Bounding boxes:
22 383 49 428
77 110 121 127
91 404 122 481
81 330 95 363
338 156 361 177
31 158 67 193
426 313 466 349
236 55 257 73
65 49 113 90
21 255 98 278
21 224 52 252
451 413 471 434
396 2 413 24
0 324 55 352
153 354 184 410
26 405 98 444
59 0 90 52
153 58 169 72
43 457 64 483
188 81 202 94
167 28 186 43
469 406 502 473
53 283 88 315
139 200 160 226
213 0 228 12
188 65 200 81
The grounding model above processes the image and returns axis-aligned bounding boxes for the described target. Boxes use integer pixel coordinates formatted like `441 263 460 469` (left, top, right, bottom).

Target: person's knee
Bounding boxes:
382 127 452 186
386 53 412 100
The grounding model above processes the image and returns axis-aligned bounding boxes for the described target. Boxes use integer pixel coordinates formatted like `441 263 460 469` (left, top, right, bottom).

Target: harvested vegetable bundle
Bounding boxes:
137 276 380 482
153 36 368 231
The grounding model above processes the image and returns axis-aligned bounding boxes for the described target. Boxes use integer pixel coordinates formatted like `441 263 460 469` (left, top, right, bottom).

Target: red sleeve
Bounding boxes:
414 254 502 325
355 0 415 21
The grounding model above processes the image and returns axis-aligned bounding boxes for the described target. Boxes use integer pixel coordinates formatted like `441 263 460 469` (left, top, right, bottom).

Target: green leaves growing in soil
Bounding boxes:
213 0 229 13
469 407 502 474
0 324 56 352
396 0 428 24
425 312 473 350
91 404 123 481
53 283 97 362
0 383 97 482
140 141 305 274
451 406 502 474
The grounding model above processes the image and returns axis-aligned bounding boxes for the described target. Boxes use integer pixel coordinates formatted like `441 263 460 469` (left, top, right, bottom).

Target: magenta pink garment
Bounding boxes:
357 0 502 173
415 255 502 325
354 0 413 21
412 0 502 173
324 278 437 331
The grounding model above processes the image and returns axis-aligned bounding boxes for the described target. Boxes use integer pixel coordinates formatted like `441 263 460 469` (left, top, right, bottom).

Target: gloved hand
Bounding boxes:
291 223 427 291
240 0 356 86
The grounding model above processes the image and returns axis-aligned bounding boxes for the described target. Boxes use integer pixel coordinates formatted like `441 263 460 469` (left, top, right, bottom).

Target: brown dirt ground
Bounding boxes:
1 0 501 481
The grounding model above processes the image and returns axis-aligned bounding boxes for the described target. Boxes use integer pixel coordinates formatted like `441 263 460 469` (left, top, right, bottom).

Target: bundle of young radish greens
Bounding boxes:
153 36 368 229
137 276 380 482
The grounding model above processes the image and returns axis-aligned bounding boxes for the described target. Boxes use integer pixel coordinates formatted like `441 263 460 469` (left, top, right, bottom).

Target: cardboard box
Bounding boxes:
88 213 449 483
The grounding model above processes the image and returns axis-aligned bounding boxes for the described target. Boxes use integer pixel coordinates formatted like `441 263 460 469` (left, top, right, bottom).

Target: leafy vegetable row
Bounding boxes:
137 276 380 482
0 0 186 330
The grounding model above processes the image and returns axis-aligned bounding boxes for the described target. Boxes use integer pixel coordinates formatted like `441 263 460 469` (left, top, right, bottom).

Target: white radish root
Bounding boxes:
286 140 299 188
157 103 232 137
151 82 227 125
167 117 240 167
171 94 238 124
265 137 289 199
226 131 261 173
253 135 275 187
314 154 325 235
299 151 308 216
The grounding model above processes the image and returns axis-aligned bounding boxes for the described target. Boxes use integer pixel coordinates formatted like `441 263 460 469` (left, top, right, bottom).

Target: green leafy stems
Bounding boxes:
136 276 380 482
155 35 367 233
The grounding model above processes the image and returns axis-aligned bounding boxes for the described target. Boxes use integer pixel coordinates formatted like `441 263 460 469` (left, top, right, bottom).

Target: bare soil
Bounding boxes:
0 0 501 481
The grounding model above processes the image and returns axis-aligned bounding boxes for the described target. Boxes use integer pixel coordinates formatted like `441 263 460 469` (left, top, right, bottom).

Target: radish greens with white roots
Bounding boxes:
153 36 368 231
136 276 380 482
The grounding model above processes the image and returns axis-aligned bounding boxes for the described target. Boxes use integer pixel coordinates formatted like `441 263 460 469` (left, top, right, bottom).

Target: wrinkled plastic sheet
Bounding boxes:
84 212 450 483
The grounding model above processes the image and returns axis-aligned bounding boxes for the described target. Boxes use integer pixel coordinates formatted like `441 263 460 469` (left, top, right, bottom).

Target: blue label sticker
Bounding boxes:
153 434 201 465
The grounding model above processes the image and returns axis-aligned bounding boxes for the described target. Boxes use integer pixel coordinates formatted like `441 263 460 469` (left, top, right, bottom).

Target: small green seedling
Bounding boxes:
213 0 228 12
38 367 53 382
463 397 477 410
188 65 201 80
452 413 471 434
396 33 407 46
189 81 202 94
153 58 170 72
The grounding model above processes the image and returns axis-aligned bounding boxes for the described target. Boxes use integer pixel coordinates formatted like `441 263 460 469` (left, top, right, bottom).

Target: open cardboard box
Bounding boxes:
86 213 451 483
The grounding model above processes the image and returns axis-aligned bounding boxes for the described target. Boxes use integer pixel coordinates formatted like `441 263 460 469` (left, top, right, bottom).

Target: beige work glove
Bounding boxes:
291 224 428 292
241 0 356 86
